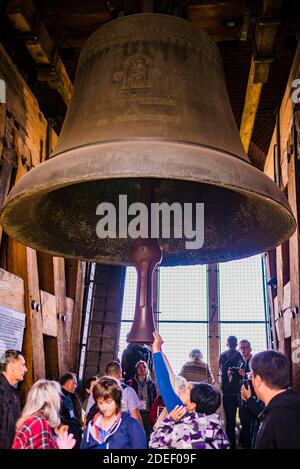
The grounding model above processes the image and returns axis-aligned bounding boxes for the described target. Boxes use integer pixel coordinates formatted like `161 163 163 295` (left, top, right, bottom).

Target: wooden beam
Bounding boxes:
5 129 35 399
0 43 58 168
207 264 220 385
26 247 46 380
53 257 69 375
36 251 55 295
66 296 74 357
275 244 285 354
264 250 279 350
36 52 73 105
153 267 159 330
7 239 33 401
240 58 264 154
0 103 6 157
41 290 57 337
65 259 78 300
70 261 86 371
289 125 300 394
7 1 53 64
6 0 36 33
7 0 73 105
239 0 281 154
0 102 5 245
187 1 244 42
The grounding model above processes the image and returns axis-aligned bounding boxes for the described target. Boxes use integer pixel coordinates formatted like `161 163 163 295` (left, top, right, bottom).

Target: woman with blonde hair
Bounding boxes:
12 379 75 449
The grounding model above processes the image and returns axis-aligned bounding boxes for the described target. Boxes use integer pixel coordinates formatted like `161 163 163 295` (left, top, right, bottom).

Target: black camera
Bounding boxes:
242 375 255 396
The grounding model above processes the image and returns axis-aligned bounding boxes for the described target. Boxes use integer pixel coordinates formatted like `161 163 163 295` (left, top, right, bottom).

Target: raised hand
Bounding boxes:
169 405 186 422
152 330 164 353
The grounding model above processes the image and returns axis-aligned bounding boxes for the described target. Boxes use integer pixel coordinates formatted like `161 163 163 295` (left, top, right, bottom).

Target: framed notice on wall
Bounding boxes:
0 305 25 357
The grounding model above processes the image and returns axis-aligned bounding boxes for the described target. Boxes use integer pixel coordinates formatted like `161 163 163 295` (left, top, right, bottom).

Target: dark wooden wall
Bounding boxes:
0 43 86 399
264 42 300 393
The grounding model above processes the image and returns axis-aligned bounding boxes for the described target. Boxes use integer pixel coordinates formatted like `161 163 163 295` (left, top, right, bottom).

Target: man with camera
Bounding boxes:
240 374 264 448
243 350 300 449
237 340 255 448
219 336 243 449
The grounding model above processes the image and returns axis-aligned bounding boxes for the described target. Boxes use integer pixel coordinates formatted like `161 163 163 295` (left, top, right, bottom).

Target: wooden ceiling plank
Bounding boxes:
6 0 73 106
240 57 264 154
187 1 244 42
24 22 54 65
7 0 36 33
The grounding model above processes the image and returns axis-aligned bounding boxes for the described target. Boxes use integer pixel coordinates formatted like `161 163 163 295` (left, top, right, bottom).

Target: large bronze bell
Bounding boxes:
0 14 296 342
0 13 295 265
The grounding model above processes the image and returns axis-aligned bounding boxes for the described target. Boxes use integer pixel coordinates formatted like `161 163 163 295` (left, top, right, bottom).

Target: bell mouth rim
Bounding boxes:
0 139 296 265
1 138 293 212
0 181 296 265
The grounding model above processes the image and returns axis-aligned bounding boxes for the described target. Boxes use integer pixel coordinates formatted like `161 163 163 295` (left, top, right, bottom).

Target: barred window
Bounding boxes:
119 255 269 373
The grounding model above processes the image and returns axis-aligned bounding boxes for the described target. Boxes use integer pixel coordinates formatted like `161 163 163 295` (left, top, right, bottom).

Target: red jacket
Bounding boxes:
149 396 165 427
12 416 57 449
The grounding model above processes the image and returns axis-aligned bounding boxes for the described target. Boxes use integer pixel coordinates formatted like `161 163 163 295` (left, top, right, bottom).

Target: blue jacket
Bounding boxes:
80 411 147 449
153 352 182 412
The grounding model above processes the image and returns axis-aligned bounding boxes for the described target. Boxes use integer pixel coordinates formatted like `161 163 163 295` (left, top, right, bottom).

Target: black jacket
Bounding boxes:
121 344 153 382
60 389 82 446
0 373 21 449
219 349 243 394
255 388 300 449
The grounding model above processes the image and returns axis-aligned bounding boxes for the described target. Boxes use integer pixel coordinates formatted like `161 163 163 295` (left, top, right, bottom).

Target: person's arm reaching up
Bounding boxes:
152 331 183 413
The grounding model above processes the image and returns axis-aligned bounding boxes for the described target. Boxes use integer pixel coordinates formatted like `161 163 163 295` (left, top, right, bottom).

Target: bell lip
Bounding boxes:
0 139 296 263
1 138 293 210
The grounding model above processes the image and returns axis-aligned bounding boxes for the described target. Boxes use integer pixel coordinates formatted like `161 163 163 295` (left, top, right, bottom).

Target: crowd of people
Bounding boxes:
1 332 300 450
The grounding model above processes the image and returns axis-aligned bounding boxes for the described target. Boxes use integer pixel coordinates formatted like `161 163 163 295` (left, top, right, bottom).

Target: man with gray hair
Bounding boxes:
0 350 27 448
180 349 214 384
